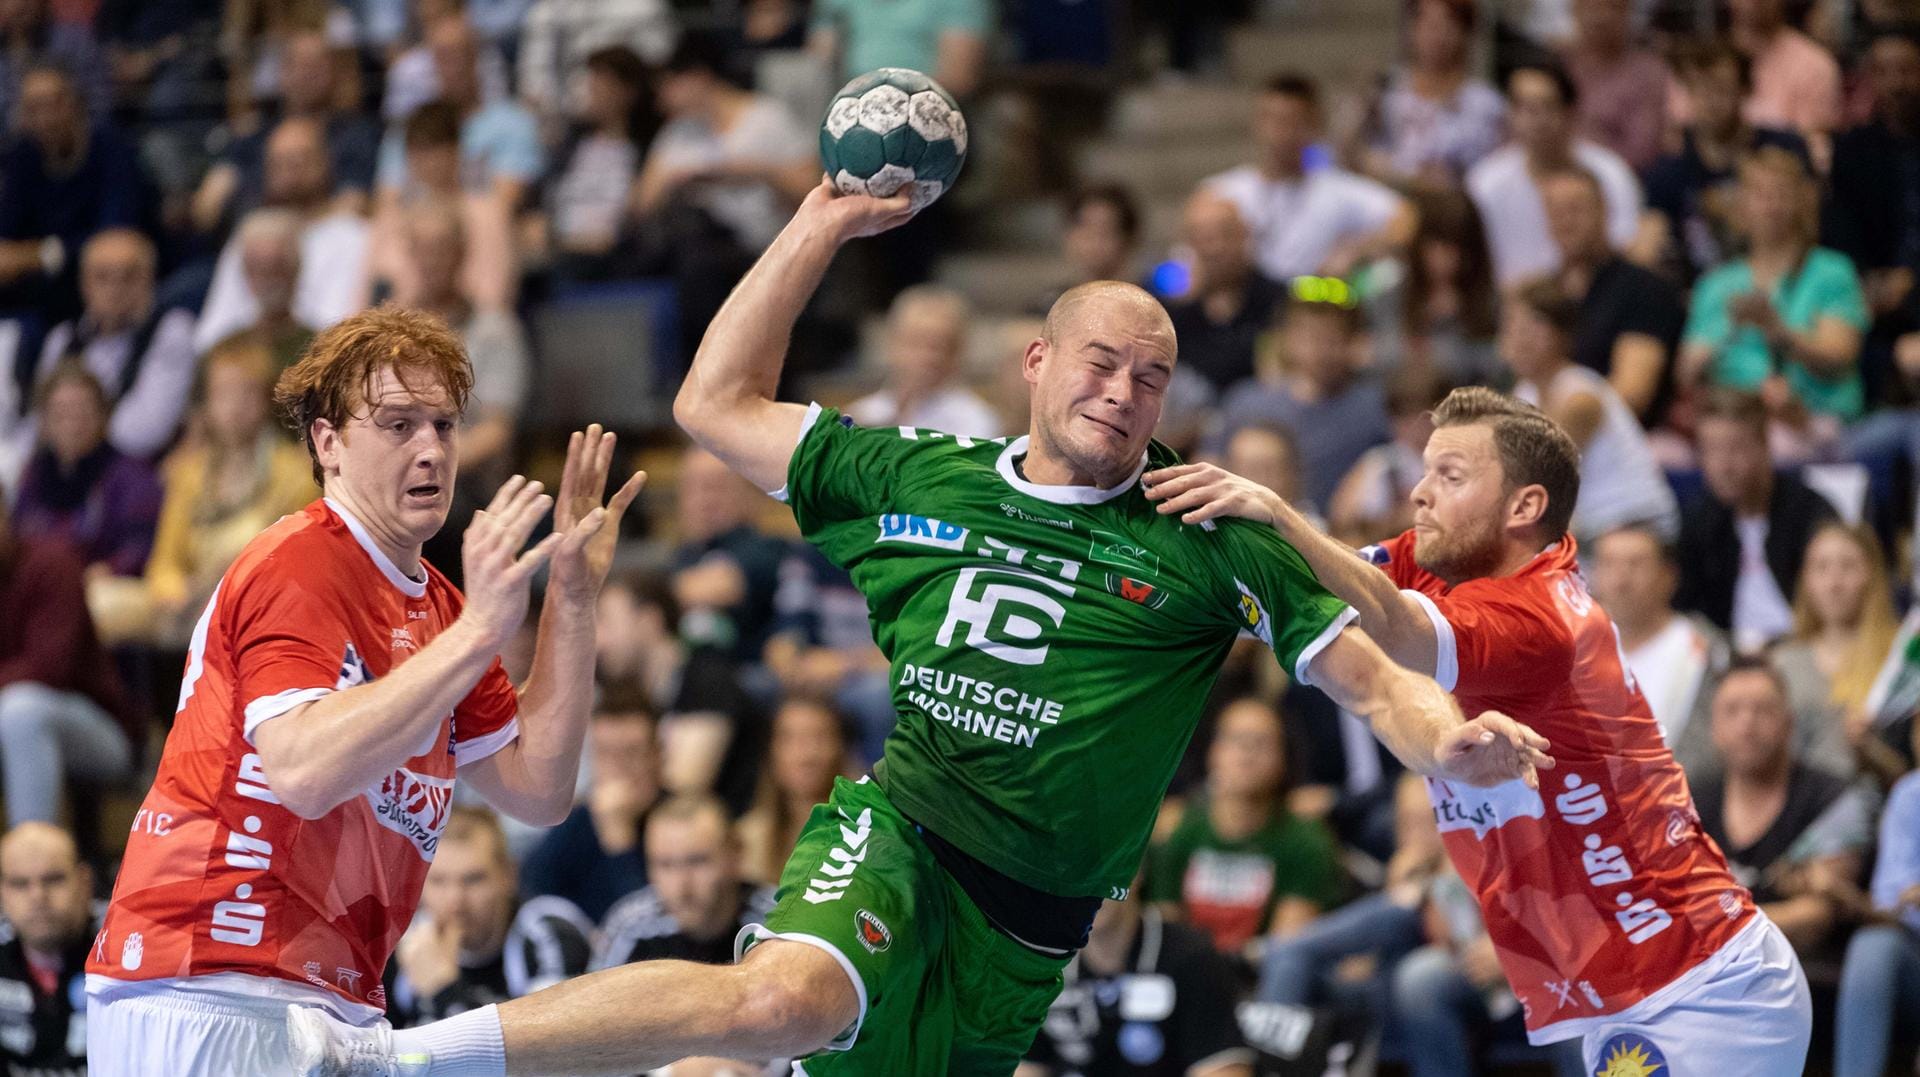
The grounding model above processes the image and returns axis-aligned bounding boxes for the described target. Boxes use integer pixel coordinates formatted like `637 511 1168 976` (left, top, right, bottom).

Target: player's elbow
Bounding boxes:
262 765 349 820
731 972 849 1058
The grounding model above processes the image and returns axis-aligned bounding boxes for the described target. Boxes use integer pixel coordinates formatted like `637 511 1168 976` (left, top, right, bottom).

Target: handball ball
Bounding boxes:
820 68 967 213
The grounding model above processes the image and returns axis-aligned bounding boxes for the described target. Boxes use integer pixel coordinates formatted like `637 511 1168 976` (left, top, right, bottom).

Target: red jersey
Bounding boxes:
87 499 518 1017
1373 530 1756 1043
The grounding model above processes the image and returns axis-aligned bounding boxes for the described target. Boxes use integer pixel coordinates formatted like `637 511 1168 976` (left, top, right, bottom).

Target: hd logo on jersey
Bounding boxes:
878 514 969 550
1593 1033 1666 1077
938 566 1073 666
365 767 455 860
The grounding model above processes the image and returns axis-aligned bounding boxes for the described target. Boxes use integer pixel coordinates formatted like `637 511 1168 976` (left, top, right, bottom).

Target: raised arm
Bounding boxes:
672 179 914 492
1144 462 1440 674
1308 626 1551 789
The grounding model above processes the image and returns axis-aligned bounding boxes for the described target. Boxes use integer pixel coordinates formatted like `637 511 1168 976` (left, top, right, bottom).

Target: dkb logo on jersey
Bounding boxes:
877 513 969 550
937 566 1073 666
365 768 455 861
1593 1033 1665 1076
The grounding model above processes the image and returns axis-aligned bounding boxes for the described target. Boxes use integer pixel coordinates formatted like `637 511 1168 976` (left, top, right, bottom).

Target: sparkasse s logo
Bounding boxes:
855 909 892 953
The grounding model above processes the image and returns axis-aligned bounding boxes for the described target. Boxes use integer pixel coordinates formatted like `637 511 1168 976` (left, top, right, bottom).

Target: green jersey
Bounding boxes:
781 405 1353 898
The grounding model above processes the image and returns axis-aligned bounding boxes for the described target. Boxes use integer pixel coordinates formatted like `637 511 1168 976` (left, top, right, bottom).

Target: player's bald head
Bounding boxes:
0 822 77 873
1043 281 1177 362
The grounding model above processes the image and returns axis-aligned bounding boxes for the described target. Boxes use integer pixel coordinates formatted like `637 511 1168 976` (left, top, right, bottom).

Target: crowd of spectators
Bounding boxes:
0 0 1917 1074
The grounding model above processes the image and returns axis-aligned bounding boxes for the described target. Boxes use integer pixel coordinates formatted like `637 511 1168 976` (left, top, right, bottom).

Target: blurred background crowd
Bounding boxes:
4 0 1920 1073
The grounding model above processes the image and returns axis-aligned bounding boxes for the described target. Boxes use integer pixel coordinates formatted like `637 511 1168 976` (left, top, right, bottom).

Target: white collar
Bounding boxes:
994 436 1146 506
324 496 429 598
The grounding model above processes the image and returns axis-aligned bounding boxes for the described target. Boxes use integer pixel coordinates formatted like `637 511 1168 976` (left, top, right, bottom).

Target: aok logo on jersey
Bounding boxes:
365 768 455 860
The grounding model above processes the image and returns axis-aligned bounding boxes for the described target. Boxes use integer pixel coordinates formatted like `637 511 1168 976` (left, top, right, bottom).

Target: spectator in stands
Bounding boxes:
519 692 660 923
595 794 776 969
1205 74 1416 282
764 548 892 764
1329 367 1449 545
378 14 543 211
0 0 104 122
1832 715 1920 1077
19 229 196 470
369 102 516 312
119 334 313 647
1675 388 1838 650
1031 183 1141 317
12 362 162 578
594 570 764 811
848 285 999 436
1504 278 1678 546
1680 146 1869 436
1214 296 1389 511
737 697 852 886
1726 0 1843 155
0 822 100 1075
634 36 815 256
1694 656 1872 956
1166 191 1283 393
1543 167 1684 424
391 807 595 1026
1827 31 1920 318
1768 521 1896 777
1256 775 1442 1040
538 46 658 276
1466 60 1642 288
191 28 381 236
1223 422 1314 524
1149 698 1343 956
1562 0 1669 172
516 0 674 122
671 445 791 663
196 122 373 354
1647 42 1810 285
0 65 147 322
1588 525 1729 777
378 0 513 124
1370 187 1499 387
1349 0 1504 186
808 0 988 98
0 491 133 825
1020 888 1253 1077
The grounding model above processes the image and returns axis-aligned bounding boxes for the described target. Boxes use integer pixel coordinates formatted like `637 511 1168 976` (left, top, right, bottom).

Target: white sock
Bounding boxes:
391 1004 507 1077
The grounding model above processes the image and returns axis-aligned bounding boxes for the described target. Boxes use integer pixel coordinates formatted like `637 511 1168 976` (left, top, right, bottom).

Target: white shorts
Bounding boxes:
1577 916 1811 1076
87 979 383 1077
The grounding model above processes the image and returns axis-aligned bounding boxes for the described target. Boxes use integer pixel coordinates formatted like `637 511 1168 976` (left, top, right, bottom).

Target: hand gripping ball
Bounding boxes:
820 68 967 212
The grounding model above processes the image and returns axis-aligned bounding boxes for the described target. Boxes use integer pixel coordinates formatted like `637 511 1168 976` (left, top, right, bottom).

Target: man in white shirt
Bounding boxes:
1203 74 1415 282
517 0 676 121
1589 524 1728 776
847 285 1001 437
1466 60 1643 287
195 119 370 354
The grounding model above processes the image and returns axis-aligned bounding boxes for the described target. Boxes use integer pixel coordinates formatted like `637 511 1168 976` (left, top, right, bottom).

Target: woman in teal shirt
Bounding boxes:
1680 145 1868 423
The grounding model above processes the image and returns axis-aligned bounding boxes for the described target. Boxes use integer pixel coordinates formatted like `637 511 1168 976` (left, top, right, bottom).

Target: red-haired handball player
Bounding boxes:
1144 387 1811 1075
83 307 645 1076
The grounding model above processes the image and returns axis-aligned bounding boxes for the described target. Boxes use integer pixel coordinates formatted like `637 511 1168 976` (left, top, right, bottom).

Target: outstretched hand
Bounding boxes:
1142 462 1286 527
797 176 916 241
1434 711 1555 790
548 423 647 603
460 474 563 648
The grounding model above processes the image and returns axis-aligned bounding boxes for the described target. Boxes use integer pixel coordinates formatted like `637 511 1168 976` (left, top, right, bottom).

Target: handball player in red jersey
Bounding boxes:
83 307 645 1076
1144 387 1811 1075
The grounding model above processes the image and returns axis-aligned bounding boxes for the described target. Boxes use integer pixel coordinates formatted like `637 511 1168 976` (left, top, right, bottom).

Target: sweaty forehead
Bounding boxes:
1055 290 1177 363
363 365 457 414
1425 422 1497 462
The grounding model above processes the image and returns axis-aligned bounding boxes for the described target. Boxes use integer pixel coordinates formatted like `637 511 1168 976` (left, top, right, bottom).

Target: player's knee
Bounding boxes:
732 974 845 1056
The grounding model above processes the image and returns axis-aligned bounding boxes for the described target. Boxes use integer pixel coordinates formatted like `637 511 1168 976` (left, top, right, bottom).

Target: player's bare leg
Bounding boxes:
289 938 858 1076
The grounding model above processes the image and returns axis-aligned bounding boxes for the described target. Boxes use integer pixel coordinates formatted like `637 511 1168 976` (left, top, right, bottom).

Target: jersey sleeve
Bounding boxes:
777 403 920 538
452 659 519 767
1213 520 1357 687
1402 580 1574 696
231 568 354 744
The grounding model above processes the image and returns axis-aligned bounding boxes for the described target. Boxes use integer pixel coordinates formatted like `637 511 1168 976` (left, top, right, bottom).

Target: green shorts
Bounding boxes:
735 776 1072 1076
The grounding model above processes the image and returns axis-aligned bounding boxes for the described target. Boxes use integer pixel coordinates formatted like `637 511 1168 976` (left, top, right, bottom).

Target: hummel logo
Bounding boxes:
802 808 872 904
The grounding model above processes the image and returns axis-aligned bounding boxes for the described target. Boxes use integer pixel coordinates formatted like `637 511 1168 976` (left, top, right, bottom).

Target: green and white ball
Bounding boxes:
820 68 967 212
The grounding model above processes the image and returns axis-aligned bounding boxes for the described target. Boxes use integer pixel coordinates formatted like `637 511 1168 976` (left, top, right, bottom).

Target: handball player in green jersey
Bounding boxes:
291 180 1552 1077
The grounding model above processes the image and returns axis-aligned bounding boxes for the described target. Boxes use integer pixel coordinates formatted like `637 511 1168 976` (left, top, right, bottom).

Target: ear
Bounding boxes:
311 417 343 478
1508 483 1551 534
1021 336 1048 387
